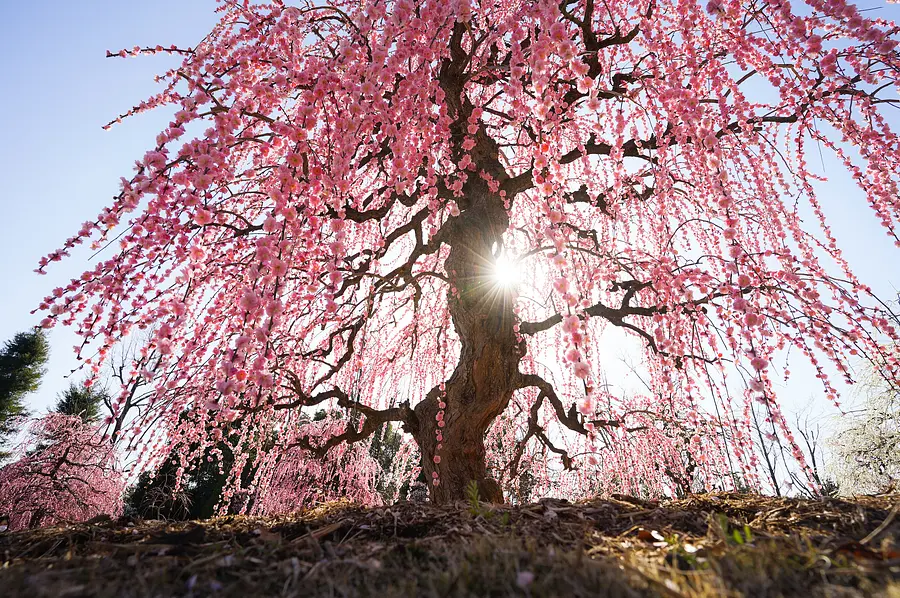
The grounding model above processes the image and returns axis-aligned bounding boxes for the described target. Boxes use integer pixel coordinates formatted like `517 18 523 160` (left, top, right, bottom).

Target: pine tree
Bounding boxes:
54 382 108 423
0 329 49 458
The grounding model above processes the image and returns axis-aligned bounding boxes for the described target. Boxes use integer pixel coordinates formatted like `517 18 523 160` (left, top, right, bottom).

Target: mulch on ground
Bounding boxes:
1 493 898 597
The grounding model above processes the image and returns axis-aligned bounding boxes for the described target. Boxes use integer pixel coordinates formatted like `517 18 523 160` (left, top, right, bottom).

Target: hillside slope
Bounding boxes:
1 494 898 597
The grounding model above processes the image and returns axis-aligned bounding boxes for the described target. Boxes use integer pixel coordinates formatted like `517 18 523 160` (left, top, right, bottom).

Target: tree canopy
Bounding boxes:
37 0 900 504
829 366 900 494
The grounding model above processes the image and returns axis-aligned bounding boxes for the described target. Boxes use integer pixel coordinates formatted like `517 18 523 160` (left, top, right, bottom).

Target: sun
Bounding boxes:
491 251 522 289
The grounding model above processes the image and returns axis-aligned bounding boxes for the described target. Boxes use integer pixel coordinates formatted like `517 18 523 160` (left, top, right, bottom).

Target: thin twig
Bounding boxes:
860 501 900 545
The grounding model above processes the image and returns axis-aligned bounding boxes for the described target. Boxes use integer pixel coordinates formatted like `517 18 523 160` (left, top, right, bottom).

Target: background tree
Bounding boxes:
0 413 124 530
124 411 260 519
125 412 416 518
368 421 423 503
829 373 900 495
0 329 48 458
38 0 900 504
55 381 109 423
253 411 385 514
123 456 193 520
792 410 838 498
124 446 245 520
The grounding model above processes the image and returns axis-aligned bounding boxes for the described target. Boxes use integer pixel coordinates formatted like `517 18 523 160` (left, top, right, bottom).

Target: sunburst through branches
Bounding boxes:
490 250 522 291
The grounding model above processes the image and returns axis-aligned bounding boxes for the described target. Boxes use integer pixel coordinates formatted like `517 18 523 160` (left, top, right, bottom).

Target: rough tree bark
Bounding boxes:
407 167 523 504
401 26 530 504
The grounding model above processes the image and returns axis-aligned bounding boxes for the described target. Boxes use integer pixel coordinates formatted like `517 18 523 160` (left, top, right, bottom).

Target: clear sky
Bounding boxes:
0 0 897 432
0 0 219 411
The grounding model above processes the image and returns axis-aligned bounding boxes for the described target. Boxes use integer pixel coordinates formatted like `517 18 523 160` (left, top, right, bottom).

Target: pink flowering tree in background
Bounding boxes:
254 440 382 514
37 0 900 505
252 412 414 514
0 414 124 530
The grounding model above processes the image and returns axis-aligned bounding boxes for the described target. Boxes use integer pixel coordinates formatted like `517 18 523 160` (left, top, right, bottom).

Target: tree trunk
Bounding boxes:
28 508 46 529
409 178 523 504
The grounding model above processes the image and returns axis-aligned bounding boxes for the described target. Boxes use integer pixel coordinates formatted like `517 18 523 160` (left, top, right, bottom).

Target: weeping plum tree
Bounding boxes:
37 0 900 504
0 414 124 530
254 413 388 514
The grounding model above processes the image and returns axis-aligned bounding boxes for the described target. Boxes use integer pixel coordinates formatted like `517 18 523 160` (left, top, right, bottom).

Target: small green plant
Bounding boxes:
713 513 754 546
659 533 708 571
732 524 753 545
465 480 509 526
466 480 486 517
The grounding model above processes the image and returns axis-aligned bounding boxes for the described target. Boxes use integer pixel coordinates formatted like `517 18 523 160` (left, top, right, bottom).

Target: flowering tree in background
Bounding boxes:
829 369 900 495
37 0 900 504
0 414 124 530
252 413 401 514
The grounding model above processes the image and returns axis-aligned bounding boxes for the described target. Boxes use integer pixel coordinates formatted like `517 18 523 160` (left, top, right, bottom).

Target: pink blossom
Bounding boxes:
239 289 260 312
750 356 769 371
189 244 206 261
194 209 213 226
744 312 761 327
270 259 288 277
516 571 535 589
549 22 567 42
553 277 570 294
573 360 590 379
706 0 726 14
562 315 580 333
577 396 594 415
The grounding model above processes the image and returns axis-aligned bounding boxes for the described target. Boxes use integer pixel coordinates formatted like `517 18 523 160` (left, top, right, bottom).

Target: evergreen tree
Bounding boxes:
54 381 108 422
124 424 260 520
0 329 49 458
123 457 192 520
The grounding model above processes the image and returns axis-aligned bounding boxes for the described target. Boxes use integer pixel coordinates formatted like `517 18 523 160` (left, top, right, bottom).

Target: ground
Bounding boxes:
1 493 898 597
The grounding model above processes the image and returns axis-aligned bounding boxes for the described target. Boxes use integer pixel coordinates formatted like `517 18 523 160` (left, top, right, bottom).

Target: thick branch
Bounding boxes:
276 373 412 457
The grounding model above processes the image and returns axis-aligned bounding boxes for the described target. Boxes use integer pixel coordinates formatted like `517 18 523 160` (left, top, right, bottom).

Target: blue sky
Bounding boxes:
0 0 218 410
0 0 897 428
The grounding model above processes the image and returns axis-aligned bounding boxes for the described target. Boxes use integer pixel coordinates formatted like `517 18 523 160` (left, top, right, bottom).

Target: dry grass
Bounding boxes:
1 493 898 597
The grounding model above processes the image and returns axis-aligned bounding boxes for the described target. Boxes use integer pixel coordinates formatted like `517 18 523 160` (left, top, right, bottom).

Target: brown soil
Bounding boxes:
1 493 898 597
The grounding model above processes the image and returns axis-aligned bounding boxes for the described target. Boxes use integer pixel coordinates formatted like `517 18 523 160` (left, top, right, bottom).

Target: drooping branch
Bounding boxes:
505 373 651 475
285 407 402 458
276 371 412 458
